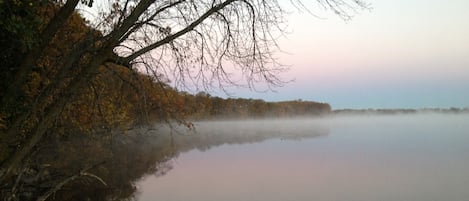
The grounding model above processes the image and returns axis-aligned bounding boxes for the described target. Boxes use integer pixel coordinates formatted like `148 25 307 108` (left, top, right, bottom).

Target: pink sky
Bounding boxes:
215 0 469 109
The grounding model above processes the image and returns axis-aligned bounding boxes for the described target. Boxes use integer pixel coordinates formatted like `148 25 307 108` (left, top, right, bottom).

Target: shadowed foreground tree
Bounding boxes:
0 0 367 196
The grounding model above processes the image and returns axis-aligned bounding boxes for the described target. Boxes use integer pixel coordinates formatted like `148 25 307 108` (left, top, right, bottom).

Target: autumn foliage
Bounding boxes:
0 0 331 161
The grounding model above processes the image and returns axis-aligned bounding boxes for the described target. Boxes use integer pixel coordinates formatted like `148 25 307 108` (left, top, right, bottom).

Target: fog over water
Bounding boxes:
136 113 469 201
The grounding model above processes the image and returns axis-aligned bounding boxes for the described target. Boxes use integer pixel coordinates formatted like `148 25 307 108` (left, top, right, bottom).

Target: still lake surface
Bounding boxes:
136 114 469 201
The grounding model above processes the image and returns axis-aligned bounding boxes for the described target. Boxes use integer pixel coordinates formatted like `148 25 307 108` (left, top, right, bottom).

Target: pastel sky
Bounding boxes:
215 0 469 109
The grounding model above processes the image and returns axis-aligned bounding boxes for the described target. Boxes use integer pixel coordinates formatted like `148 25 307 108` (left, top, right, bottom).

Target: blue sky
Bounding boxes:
214 0 469 109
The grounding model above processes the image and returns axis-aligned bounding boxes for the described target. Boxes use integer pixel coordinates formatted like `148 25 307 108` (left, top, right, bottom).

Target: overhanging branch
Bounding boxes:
123 0 237 64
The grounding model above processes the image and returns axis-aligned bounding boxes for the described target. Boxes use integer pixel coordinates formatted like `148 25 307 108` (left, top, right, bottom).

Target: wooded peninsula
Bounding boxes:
0 2 332 200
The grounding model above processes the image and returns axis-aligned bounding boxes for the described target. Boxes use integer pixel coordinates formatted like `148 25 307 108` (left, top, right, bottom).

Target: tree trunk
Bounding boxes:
0 49 111 181
0 0 181 183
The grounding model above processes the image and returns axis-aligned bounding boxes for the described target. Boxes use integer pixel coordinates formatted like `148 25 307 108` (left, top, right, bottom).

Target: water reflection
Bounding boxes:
137 114 469 201
12 114 469 201
15 118 327 200
21 131 176 200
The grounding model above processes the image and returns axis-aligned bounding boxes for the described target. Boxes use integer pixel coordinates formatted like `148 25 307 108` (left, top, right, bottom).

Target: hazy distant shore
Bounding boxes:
333 107 469 115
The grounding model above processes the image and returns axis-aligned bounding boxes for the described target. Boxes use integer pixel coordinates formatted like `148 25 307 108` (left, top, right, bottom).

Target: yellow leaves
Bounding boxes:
23 71 43 98
56 65 141 133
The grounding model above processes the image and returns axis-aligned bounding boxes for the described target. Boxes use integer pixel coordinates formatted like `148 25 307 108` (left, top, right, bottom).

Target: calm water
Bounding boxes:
136 114 469 201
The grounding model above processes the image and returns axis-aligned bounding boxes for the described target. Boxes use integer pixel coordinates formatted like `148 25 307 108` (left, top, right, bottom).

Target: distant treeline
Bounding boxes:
181 92 331 120
333 107 469 115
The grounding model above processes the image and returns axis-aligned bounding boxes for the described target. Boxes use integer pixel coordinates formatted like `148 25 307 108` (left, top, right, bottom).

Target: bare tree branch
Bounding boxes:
36 162 107 201
124 0 237 63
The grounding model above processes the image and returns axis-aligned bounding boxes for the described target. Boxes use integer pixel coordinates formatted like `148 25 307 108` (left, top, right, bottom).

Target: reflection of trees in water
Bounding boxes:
166 120 329 152
2 120 328 200
2 133 177 201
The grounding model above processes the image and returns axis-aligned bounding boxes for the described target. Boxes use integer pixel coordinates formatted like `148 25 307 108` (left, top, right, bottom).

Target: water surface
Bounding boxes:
137 114 469 201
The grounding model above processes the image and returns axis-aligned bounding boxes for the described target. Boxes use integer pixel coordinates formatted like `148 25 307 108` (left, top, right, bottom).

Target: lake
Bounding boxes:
136 114 469 201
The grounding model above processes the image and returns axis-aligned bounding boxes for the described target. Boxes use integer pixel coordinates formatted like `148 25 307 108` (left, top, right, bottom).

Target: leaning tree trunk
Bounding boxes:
0 0 158 182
